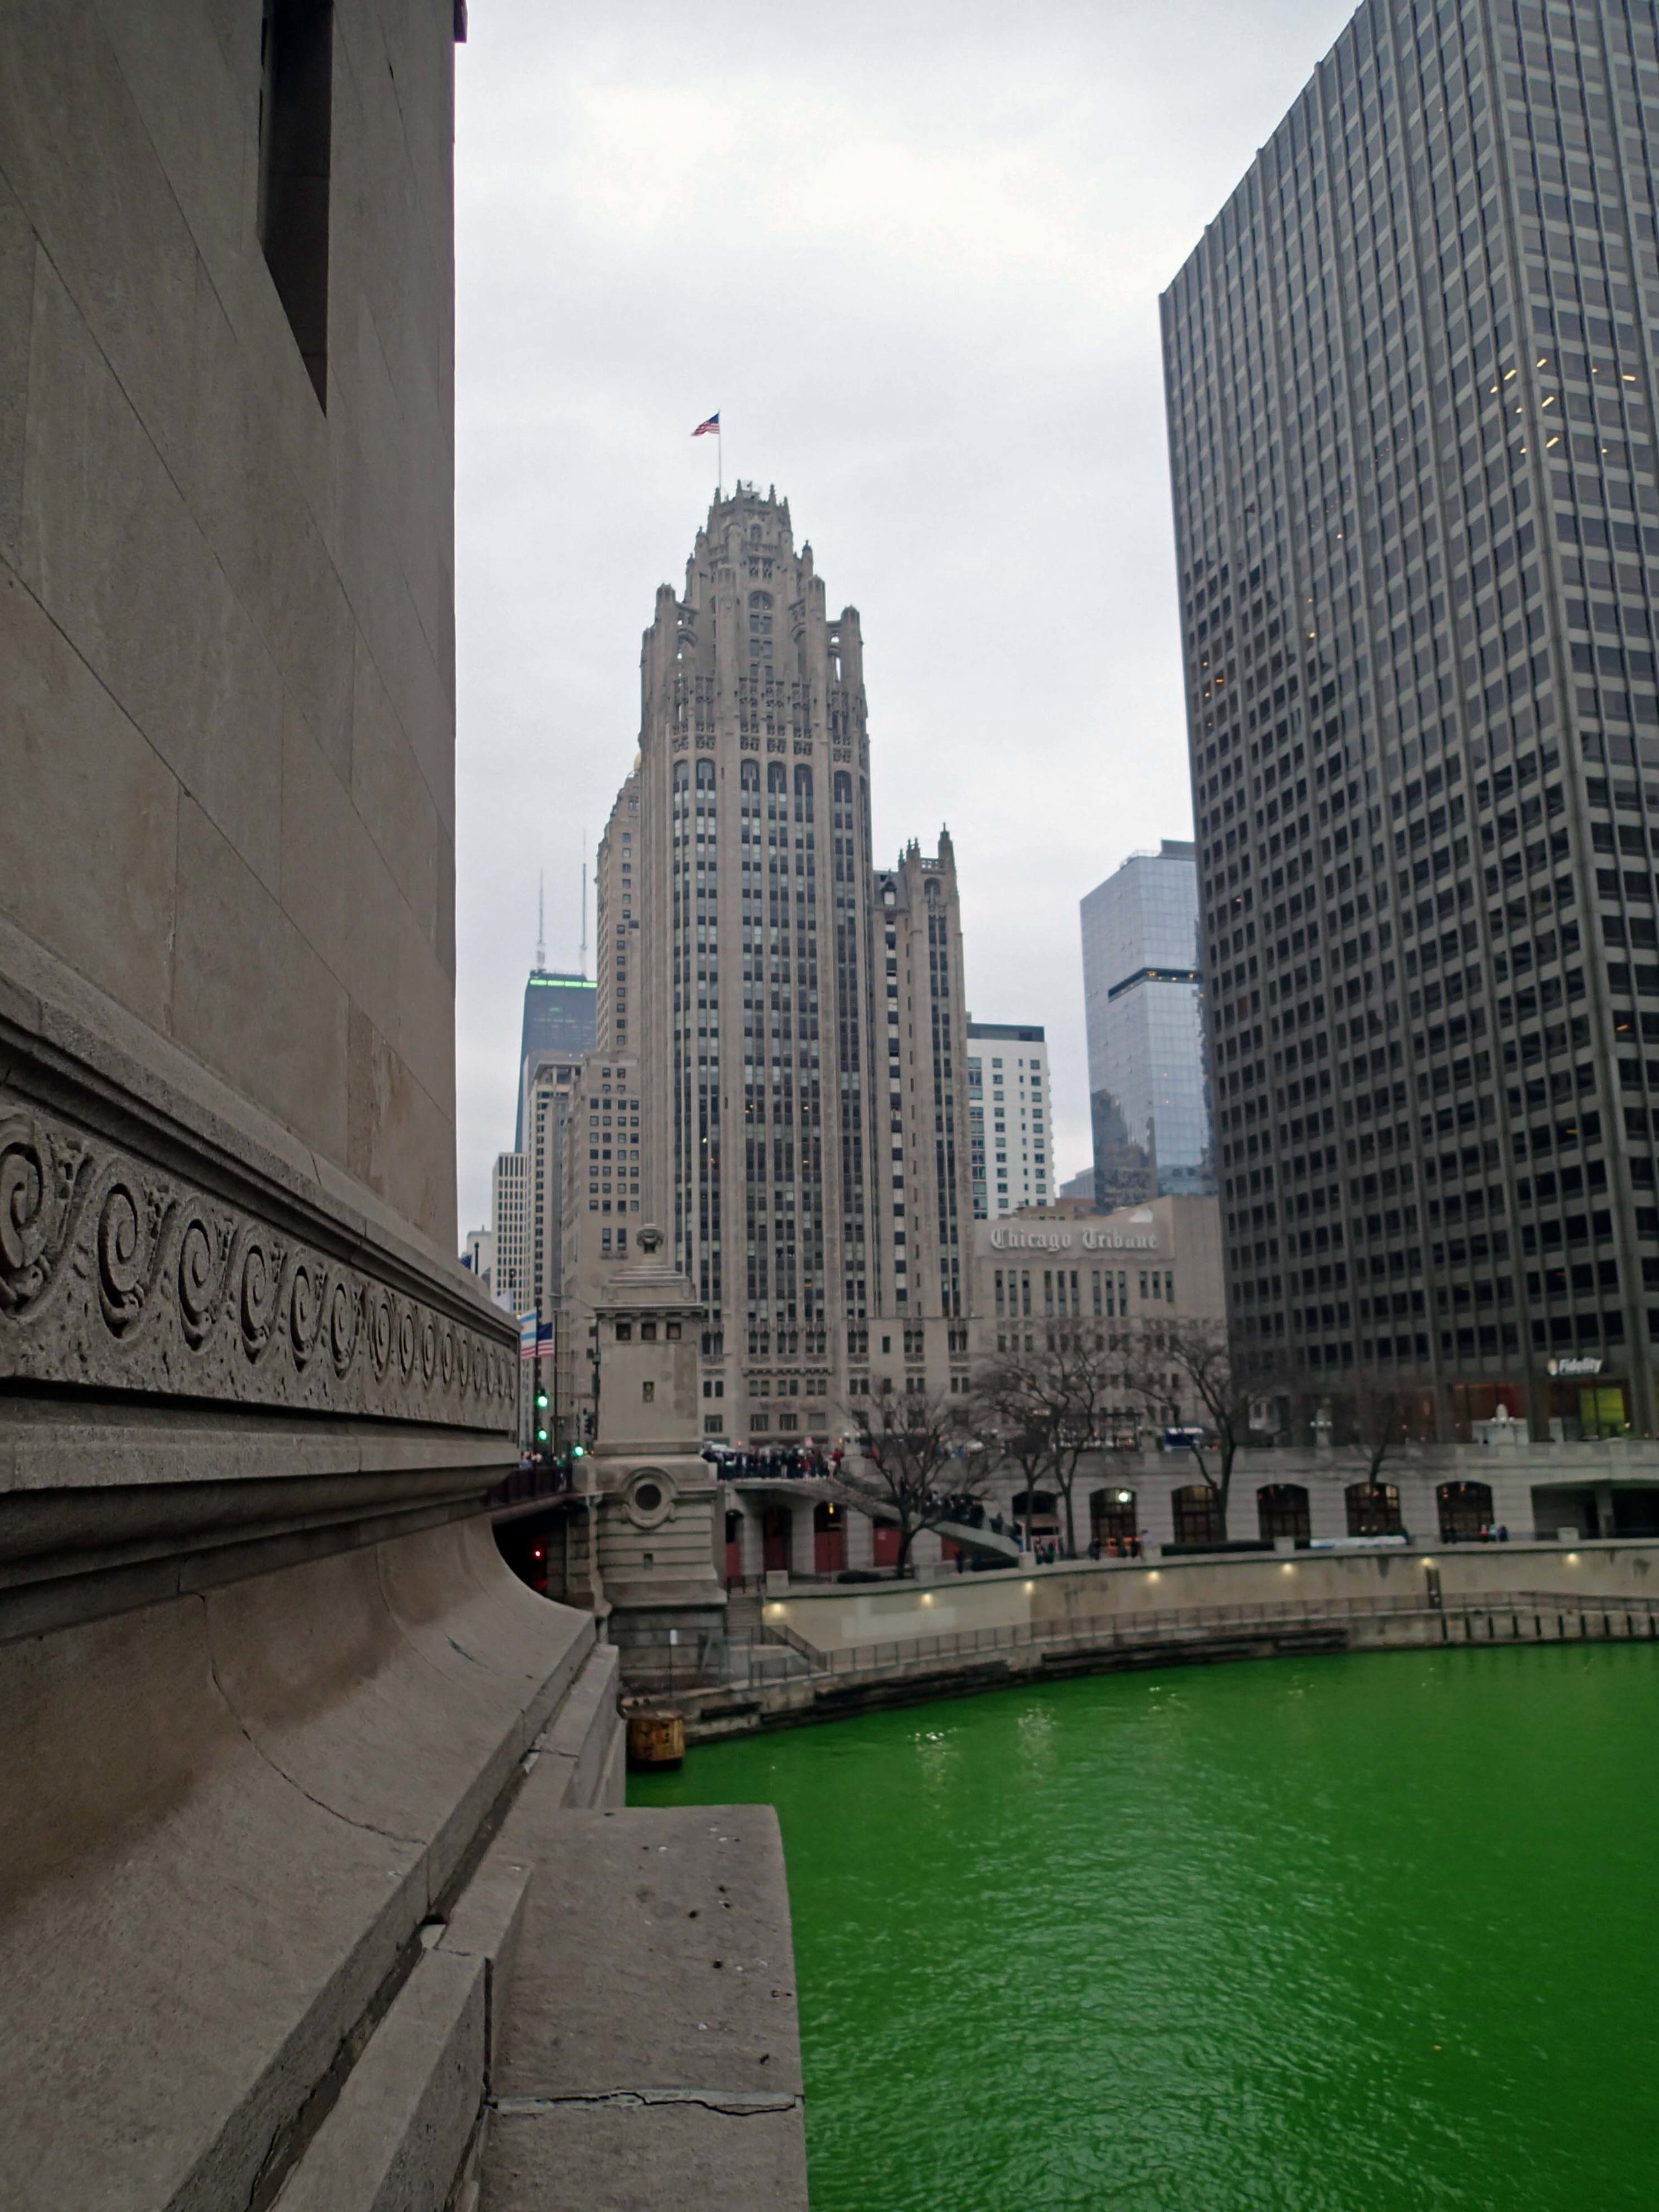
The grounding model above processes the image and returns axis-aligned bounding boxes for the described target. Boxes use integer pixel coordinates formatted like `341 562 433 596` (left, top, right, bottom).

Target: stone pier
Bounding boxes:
0 9 802 2207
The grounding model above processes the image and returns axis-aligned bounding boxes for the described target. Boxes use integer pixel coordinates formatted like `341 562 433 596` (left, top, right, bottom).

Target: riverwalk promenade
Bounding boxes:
620 1539 1659 1738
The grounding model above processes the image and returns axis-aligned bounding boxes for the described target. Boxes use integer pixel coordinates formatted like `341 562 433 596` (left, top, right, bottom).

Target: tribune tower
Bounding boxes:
583 488 973 1438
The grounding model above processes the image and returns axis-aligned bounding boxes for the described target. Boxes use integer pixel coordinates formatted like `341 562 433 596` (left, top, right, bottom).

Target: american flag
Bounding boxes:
691 412 720 437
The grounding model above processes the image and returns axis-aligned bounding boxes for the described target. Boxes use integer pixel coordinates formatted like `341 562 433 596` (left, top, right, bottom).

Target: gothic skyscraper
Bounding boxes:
577 488 973 1439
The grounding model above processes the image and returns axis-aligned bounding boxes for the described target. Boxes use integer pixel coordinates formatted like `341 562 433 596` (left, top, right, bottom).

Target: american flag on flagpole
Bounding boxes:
691 412 720 437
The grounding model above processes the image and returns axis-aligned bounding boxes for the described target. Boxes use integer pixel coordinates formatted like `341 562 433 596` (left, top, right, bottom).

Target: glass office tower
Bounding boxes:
514 970 595 1147
1164 0 1659 1440
1080 842 1214 1208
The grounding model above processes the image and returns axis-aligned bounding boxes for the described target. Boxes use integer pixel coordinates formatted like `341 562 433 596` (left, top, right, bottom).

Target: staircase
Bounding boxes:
934 1517 1023 1564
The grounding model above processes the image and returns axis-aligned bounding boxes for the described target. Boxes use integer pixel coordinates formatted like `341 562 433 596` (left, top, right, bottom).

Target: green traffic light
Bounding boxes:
536 1426 549 1443
535 1390 548 1409
571 1443 585 1458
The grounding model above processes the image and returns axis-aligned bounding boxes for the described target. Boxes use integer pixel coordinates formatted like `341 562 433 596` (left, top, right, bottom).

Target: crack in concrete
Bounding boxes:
491 2090 804 2118
200 1603 426 1850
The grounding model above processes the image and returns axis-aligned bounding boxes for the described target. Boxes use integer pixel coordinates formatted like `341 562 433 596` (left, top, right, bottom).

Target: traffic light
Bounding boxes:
570 1442 585 1460
534 1388 549 1410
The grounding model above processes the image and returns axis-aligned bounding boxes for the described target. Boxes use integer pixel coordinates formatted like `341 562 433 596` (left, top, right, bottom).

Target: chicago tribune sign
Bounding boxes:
989 1226 1159 1254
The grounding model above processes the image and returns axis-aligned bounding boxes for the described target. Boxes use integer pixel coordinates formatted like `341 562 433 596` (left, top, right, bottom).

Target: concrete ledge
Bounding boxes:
480 1807 807 2212
267 1637 634 2212
0 1522 597 2212
482 2101 808 2211
439 1859 535 2081
274 1949 486 2212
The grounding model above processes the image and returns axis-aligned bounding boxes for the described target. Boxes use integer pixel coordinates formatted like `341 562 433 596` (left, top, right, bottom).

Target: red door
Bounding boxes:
873 1522 901 1568
762 1507 792 1573
813 1503 845 1575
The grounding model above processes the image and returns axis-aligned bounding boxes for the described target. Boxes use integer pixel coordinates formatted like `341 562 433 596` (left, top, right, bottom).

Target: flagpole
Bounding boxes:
718 421 723 500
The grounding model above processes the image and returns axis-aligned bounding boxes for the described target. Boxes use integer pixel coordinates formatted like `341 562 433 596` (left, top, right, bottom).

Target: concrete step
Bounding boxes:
273 1635 625 2212
477 1808 807 2211
272 1656 808 2212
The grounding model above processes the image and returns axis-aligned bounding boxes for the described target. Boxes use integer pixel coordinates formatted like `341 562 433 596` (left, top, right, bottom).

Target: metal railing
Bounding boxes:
620 1589 1659 1696
798 1589 1659 1681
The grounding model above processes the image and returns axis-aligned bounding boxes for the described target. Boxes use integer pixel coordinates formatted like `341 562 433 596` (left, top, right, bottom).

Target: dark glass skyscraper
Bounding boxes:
514 970 595 1147
1164 0 1659 1441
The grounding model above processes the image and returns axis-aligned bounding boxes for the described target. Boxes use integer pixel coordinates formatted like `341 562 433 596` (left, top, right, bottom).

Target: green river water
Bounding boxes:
631 1645 1659 2211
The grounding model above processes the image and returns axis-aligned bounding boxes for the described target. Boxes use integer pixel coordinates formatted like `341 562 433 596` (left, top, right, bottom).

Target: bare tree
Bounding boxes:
1344 1370 1404 1483
1123 1317 1256 1541
973 1333 1115 1557
839 1382 983 1578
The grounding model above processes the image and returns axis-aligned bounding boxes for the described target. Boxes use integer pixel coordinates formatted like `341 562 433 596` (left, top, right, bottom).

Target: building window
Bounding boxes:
259 0 332 406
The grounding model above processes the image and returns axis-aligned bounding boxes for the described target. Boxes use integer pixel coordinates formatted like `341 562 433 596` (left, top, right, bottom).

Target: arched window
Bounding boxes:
1257 1483 1310 1541
1173 1484 1223 1544
695 757 715 792
767 761 786 794
833 770 852 804
1090 1487 1136 1548
1345 1482 1403 1536
794 764 814 820
740 758 760 791
1437 1481 1493 1541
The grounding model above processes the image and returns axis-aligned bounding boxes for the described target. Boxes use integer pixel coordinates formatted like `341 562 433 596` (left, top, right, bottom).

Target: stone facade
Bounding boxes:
0 12 629 2209
568 488 974 1443
581 1223 727 1658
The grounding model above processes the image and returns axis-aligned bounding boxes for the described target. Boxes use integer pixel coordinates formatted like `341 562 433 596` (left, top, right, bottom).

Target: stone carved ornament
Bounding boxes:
0 1104 512 1426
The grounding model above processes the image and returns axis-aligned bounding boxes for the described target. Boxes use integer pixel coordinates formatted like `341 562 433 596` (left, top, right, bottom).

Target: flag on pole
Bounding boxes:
691 412 720 437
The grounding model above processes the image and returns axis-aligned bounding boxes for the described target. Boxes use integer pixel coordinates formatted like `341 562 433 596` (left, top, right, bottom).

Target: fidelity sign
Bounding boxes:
989 1226 1159 1254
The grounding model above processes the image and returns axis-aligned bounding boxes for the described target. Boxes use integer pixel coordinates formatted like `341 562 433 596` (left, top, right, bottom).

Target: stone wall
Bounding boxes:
3 0 459 1239
0 13 605 2209
757 1535 1659 1653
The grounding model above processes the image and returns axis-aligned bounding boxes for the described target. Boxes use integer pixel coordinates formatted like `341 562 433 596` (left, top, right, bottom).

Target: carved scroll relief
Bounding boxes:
0 1106 513 1427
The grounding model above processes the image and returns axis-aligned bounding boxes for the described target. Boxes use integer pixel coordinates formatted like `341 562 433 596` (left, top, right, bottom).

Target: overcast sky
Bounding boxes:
452 0 1358 1238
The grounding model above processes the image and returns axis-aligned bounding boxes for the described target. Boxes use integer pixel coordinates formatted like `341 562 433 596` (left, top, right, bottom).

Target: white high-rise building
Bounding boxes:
490 1151 527 1314
966 1023 1051 1217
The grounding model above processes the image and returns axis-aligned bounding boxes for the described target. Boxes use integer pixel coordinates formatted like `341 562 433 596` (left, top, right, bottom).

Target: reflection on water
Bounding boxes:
633 1647 1659 2211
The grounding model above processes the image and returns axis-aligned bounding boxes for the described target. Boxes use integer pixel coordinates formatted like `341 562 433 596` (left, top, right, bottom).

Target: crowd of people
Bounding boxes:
701 1441 841 1480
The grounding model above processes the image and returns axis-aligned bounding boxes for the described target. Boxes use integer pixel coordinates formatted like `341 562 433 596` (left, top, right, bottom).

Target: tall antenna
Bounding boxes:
580 832 589 978
535 870 545 970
